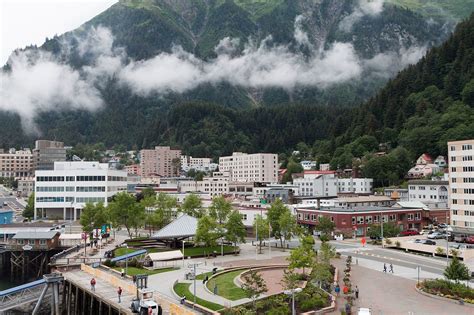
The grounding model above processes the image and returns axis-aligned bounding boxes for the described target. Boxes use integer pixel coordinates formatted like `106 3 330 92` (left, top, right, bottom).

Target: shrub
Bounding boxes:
450 249 459 257
335 252 341 259
435 247 445 255
103 259 116 267
300 297 326 311
385 239 392 245
421 279 474 301
395 241 401 248
267 306 289 315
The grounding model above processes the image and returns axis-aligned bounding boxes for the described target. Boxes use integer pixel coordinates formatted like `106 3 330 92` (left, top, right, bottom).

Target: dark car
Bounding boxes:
400 230 419 236
421 240 436 245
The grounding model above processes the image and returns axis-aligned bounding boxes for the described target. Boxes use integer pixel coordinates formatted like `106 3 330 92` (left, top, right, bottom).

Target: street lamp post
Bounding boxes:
182 240 187 267
381 213 384 248
284 288 303 315
125 244 129 277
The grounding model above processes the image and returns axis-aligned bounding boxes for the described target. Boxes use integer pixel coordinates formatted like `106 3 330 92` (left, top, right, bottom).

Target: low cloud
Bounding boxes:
340 0 385 32
0 16 429 132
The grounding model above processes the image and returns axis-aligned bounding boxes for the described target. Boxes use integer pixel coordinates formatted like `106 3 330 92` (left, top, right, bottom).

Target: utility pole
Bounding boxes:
381 213 384 248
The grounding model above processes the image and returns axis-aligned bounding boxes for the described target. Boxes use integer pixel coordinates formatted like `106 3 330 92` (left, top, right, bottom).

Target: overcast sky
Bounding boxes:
0 0 118 64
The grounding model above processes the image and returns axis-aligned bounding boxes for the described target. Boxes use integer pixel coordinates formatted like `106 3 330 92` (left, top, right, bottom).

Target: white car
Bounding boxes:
358 308 371 315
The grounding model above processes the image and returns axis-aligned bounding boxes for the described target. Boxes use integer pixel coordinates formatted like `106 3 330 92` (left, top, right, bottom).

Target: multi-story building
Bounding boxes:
140 146 181 177
125 164 141 176
219 152 278 183
0 148 33 178
300 160 316 170
448 139 474 228
293 171 338 197
181 156 218 173
383 188 409 202
337 178 373 194
408 179 449 205
34 162 127 221
17 177 35 197
33 140 66 171
197 171 230 196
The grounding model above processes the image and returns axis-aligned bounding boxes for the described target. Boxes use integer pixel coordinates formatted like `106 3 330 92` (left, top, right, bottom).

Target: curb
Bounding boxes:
415 286 474 308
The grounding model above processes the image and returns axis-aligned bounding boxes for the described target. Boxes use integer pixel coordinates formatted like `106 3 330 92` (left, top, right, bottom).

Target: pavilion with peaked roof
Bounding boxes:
151 214 198 247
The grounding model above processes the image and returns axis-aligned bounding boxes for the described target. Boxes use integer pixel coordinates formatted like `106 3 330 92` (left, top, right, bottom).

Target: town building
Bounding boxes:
407 153 441 179
296 202 449 237
383 188 409 202
337 178 373 194
300 160 316 170
33 140 66 171
448 139 474 228
293 171 338 197
34 162 127 221
319 164 330 171
9 231 60 251
219 152 278 183
0 148 33 178
125 163 141 175
434 156 447 168
408 179 449 205
198 171 230 196
140 146 181 177
180 156 218 173
17 177 35 197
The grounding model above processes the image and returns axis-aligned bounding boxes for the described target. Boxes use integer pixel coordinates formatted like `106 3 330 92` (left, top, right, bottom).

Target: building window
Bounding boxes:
462 144 473 150
39 240 46 245
452 199 457 204
28 239 35 245
453 210 458 215
357 216 364 224
407 213 414 221
241 214 247 220
352 217 356 225
415 212 421 220
450 146 456 151
365 216 372 224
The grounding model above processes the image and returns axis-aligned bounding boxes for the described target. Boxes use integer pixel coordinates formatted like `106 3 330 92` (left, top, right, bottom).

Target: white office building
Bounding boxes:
293 171 338 197
337 178 373 194
34 162 127 221
408 179 449 205
448 139 474 228
180 156 218 173
219 152 278 183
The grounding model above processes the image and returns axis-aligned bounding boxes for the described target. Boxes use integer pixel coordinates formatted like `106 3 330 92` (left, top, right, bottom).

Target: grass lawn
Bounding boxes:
183 245 235 257
196 271 213 280
112 266 177 276
173 283 224 311
206 270 247 300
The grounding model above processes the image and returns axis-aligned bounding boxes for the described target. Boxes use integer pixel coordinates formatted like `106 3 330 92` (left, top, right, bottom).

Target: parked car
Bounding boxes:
421 240 436 245
437 223 448 229
414 239 423 243
454 234 468 243
428 232 445 239
400 230 419 236
466 236 474 244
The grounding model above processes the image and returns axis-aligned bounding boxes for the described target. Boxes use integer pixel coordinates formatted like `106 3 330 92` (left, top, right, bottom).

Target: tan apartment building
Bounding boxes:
140 146 181 177
219 152 278 183
0 148 33 178
448 139 474 229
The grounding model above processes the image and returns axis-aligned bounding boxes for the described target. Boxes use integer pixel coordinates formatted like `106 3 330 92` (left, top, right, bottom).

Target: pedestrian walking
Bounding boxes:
90 278 96 291
390 263 394 273
345 302 351 315
355 285 359 299
148 306 153 315
335 284 340 296
121 268 125 278
213 284 218 295
343 285 349 295
117 286 122 303
383 263 387 272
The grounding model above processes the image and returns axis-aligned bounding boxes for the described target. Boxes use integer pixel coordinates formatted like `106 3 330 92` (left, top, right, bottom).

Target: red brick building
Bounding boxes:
296 205 449 237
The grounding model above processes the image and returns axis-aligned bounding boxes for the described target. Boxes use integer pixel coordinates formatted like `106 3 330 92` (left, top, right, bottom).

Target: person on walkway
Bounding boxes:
117 286 122 303
335 284 340 296
383 263 387 272
390 263 394 273
148 306 153 315
355 286 359 299
121 268 125 278
90 278 96 291
345 302 351 315
343 285 349 295
213 284 218 295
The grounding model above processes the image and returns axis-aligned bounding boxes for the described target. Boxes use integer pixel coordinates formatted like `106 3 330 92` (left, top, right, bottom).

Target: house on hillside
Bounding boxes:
407 164 440 179
434 156 447 168
416 153 433 165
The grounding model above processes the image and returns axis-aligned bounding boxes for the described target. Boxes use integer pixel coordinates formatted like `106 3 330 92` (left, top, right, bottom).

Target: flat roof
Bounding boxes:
297 206 421 213
12 231 59 240
335 196 393 203
408 180 448 185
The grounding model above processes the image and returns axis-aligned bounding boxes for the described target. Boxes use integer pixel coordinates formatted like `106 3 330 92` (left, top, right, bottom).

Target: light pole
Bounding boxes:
125 244 129 277
182 240 187 267
284 288 302 315
188 262 201 309
381 213 384 248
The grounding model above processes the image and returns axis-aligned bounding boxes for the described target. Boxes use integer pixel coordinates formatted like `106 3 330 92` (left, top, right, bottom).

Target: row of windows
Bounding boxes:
464 189 474 194
36 186 64 192
463 156 473 161
77 176 106 181
76 197 106 203
76 186 106 192
464 178 474 183
16 239 47 245
463 167 474 172
36 197 64 202
36 175 122 182
37 176 64 182
462 144 473 150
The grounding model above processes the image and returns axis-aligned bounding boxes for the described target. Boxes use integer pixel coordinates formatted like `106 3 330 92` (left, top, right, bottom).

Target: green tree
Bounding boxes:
315 216 335 239
254 215 269 254
278 210 297 250
444 256 470 282
80 202 107 234
461 79 474 107
195 215 218 252
22 193 35 220
181 193 204 218
107 192 145 239
281 269 299 291
282 158 303 183
288 235 315 275
208 195 232 224
267 199 289 247
241 269 268 309
141 186 156 199
225 210 246 253
367 222 401 238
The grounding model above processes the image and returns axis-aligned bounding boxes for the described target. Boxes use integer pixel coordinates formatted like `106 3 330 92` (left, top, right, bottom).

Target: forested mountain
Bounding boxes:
0 0 472 163
387 0 474 20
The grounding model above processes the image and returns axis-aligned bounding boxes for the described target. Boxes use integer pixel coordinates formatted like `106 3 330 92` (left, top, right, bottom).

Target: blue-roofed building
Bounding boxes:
0 209 14 224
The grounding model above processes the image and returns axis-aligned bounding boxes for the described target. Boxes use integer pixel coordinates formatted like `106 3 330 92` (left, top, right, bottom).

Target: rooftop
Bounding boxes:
152 214 198 240
335 196 393 203
12 231 59 240
408 180 448 186
298 206 407 213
